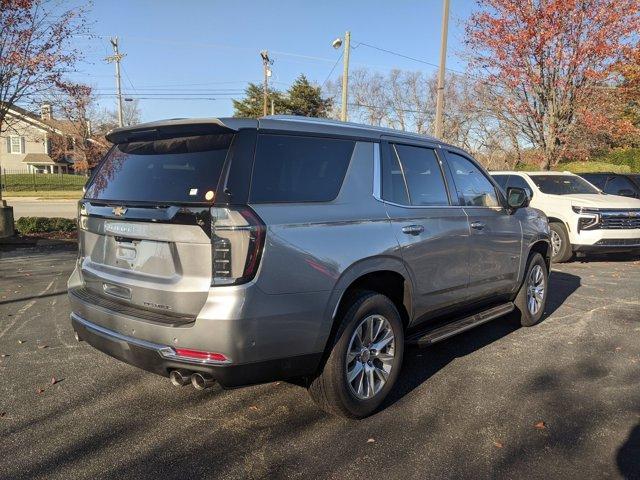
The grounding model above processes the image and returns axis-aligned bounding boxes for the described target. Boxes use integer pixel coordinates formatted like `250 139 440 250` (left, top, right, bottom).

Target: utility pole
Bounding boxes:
260 51 272 117
106 37 126 128
340 31 351 122
434 0 450 139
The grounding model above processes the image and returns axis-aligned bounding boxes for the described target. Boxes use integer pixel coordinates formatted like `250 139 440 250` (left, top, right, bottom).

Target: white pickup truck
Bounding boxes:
492 171 640 262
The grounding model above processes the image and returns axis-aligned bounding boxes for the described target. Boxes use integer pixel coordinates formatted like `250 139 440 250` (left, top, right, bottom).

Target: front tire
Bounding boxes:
515 252 549 327
550 222 572 263
308 291 404 418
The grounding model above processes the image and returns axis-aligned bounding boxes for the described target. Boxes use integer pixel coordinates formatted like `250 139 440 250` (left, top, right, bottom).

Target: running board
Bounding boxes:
407 302 515 346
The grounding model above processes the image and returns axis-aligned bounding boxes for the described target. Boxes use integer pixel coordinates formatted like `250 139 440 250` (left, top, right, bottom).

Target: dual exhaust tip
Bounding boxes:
169 369 215 390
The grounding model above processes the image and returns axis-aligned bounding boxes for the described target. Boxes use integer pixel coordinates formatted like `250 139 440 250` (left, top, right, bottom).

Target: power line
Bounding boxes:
354 40 469 76
321 51 344 91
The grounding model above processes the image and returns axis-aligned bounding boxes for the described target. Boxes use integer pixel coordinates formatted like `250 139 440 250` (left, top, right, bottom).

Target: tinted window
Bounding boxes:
492 174 509 189
381 143 410 205
582 174 607 189
529 175 600 195
507 175 533 198
391 144 449 206
605 176 639 197
447 152 499 207
85 134 233 203
250 135 354 203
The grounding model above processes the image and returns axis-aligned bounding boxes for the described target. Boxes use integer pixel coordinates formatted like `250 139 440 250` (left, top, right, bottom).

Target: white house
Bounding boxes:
0 103 77 174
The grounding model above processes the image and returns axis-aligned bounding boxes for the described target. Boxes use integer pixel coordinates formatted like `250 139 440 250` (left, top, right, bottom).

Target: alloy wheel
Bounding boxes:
345 314 395 400
526 264 545 315
550 230 562 258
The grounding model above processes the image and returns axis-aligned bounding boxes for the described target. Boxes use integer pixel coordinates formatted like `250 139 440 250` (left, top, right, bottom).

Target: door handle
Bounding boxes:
402 224 424 235
470 221 485 231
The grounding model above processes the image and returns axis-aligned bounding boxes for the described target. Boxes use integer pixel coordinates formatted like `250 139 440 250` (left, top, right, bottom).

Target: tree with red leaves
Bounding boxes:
0 0 87 134
466 0 640 169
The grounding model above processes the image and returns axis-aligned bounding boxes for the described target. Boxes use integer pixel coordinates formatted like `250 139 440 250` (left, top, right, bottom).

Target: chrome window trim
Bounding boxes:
373 142 381 200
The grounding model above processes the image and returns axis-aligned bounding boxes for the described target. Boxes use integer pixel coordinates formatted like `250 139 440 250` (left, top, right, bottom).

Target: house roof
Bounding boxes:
2 102 109 149
21 153 71 166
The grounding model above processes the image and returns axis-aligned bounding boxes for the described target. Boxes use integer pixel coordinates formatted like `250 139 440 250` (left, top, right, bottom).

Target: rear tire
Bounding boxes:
308 291 404 418
550 222 572 263
515 253 548 327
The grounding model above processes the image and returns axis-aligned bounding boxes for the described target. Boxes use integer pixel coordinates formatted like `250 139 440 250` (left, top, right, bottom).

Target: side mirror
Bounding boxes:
506 187 529 211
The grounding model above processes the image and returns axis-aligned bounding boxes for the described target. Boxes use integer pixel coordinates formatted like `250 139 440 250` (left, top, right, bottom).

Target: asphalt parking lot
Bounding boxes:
0 246 639 480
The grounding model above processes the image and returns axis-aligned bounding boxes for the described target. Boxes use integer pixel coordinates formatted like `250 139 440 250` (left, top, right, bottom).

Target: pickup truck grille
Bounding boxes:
600 211 640 230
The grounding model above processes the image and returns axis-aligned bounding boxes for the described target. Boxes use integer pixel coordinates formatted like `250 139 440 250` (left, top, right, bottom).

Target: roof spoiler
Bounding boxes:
105 118 256 144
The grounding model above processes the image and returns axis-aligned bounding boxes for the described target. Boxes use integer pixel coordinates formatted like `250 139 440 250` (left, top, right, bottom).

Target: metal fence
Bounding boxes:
0 168 87 192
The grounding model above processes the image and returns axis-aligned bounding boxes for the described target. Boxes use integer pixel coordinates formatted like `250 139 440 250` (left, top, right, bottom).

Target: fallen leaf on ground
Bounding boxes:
493 441 504 448
367 438 375 443
534 421 546 430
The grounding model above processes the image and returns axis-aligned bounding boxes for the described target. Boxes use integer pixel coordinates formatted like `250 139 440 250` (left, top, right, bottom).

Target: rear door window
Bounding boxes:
387 144 449 206
85 133 234 203
250 134 355 203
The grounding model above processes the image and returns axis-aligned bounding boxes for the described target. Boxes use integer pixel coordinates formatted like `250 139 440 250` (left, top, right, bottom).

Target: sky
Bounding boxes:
69 0 478 122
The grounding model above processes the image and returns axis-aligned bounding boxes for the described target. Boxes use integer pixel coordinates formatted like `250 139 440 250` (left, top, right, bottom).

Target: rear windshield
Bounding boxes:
529 175 600 195
84 133 234 203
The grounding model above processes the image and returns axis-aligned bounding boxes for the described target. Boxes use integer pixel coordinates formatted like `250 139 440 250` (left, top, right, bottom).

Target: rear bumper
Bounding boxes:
71 312 321 387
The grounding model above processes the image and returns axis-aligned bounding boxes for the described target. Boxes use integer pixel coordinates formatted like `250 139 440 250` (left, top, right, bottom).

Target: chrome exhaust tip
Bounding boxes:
169 369 191 387
191 372 215 390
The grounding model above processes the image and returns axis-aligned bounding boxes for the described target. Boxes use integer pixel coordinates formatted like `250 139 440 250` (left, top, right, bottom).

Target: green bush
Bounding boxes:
591 148 640 172
555 161 632 173
16 217 77 234
1 173 86 192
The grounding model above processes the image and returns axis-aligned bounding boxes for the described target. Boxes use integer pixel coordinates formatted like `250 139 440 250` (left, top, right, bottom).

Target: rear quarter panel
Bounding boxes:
250 141 406 353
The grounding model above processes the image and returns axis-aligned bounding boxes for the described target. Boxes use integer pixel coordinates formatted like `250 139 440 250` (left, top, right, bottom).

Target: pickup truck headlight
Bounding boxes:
572 206 600 231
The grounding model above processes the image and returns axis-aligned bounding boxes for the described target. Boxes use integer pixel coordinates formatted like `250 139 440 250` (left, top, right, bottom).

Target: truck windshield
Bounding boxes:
84 133 234 203
530 175 600 195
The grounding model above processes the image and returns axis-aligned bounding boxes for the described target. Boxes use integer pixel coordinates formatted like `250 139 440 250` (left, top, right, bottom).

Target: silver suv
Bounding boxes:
69 116 551 418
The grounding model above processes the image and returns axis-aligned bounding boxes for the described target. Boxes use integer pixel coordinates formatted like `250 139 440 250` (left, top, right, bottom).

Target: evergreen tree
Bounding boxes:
285 74 332 118
232 75 332 118
232 83 286 118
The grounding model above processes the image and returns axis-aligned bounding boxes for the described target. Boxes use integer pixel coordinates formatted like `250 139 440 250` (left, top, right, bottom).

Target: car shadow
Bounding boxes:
381 271 582 411
617 423 640 479
574 252 640 263
543 270 581 317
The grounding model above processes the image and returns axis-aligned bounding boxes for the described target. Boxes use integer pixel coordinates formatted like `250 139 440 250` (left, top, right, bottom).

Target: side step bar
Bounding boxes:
407 302 515 346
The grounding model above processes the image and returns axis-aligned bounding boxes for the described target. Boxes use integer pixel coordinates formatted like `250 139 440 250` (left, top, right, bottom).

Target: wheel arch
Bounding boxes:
314 257 412 362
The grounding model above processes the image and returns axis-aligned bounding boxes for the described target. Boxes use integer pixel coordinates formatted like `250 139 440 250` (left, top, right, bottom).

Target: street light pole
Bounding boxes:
340 31 351 122
434 0 450 139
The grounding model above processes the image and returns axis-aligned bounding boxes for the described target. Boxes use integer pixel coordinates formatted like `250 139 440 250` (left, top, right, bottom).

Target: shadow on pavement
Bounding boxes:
383 271 582 411
617 423 640 480
575 252 640 264
543 270 581 317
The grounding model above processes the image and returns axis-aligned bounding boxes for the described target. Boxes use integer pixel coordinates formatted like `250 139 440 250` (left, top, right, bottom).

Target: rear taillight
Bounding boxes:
211 206 265 286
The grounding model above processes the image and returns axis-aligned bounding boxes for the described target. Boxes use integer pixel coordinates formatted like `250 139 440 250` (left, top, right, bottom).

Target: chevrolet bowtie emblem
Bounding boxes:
112 206 128 217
